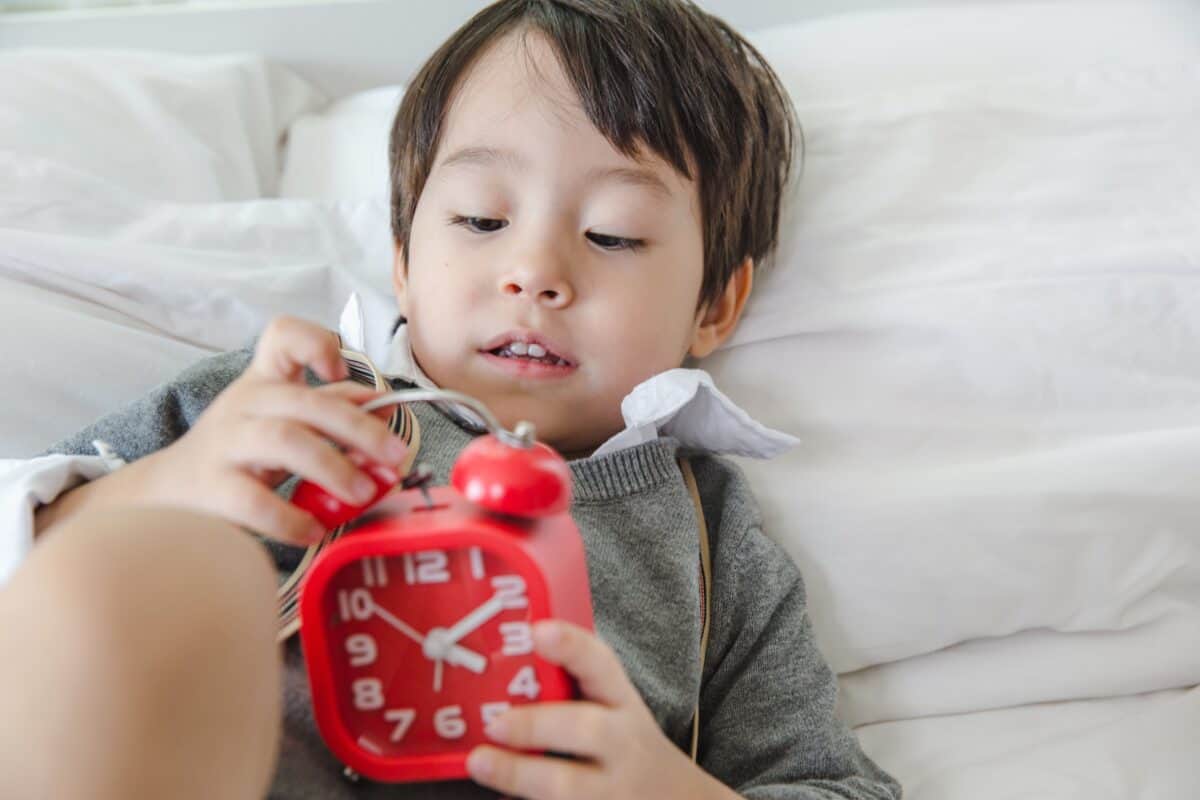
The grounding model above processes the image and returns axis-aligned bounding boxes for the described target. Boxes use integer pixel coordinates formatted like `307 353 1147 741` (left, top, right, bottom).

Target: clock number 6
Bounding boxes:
434 705 467 739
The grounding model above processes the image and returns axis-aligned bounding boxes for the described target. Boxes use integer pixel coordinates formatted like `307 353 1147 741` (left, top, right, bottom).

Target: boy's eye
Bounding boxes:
450 215 507 233
586 231 646 252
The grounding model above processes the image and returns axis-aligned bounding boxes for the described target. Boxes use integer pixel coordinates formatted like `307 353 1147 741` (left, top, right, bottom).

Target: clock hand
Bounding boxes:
441 594 506 648
433 658 444 693
368 601 426 646
444 645 487 674
371 599 488 672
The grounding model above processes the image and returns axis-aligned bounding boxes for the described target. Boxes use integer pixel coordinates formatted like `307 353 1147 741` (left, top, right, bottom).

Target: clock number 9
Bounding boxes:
345 633 377 667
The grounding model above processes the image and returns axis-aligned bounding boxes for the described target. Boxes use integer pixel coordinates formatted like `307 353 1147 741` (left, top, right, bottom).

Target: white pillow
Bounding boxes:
718 0 1200 720
279 86 403 201
0 148 395 458
0 49 325 201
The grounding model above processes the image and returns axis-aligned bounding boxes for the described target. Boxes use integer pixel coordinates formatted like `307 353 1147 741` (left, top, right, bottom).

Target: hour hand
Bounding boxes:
424 628 489 674
445 645 487 674
442 594 505 647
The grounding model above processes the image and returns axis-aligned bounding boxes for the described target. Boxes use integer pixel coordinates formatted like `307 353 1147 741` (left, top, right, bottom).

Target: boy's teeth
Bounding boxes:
491 340 569 366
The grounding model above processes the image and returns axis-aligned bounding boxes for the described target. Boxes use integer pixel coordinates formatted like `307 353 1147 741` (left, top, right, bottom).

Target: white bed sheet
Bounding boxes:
859 687 1200 799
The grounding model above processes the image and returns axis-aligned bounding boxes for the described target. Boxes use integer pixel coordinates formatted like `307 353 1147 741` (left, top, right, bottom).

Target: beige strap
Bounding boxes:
679 458 712 763
275 346 419 641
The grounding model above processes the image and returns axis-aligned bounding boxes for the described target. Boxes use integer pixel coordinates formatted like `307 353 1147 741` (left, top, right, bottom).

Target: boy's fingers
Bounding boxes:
466 745 603 800
313 381 397 423
249 316 346 384
531 621 636 708
483 702 612 760
212 474 324 546
226 418 383 509
243 383 408 468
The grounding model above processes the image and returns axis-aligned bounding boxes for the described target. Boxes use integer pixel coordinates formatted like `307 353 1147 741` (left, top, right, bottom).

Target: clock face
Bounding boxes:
316 546 547 761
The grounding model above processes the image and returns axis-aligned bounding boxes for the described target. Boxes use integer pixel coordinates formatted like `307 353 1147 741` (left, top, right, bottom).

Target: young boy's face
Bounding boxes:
394 31 732 455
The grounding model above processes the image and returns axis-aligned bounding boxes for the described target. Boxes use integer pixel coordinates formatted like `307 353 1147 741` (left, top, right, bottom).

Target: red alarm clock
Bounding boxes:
291 389 594 784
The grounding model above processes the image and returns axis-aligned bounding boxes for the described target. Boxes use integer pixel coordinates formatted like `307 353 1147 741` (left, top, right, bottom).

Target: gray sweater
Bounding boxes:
44 346 900 800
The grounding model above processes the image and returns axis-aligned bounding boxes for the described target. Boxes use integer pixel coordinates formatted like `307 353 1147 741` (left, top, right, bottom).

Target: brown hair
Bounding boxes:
389 0 799 310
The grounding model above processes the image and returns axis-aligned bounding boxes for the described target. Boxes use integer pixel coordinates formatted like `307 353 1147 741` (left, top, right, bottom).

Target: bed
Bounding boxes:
2 0 1199 797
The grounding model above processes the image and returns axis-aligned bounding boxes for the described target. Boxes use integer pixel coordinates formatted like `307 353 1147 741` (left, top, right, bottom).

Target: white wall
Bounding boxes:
0 0 1017 98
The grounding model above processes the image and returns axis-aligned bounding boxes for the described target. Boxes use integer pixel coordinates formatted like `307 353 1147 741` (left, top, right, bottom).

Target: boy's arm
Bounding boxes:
699 523 901 800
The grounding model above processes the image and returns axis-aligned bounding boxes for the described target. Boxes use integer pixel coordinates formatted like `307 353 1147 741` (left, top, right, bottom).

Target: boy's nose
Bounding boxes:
499 272 574 309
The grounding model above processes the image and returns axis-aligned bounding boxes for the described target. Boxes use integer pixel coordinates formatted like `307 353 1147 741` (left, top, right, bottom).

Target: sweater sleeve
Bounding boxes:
693 462 901 800
38 346 256 460
0 347 257 588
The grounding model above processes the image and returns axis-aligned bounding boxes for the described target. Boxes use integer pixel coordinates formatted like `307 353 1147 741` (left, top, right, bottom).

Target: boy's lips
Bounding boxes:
478 330 578 366
478 329 579 380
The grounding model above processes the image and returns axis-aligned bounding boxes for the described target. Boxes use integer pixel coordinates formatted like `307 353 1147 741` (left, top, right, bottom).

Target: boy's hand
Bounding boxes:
130 315 407 546
466 620 738 800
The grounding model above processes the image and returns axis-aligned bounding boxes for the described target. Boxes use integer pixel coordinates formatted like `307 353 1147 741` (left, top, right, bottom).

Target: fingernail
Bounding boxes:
533 621 562 648
354 476 377 502
466 749 493 780
307 522 327 543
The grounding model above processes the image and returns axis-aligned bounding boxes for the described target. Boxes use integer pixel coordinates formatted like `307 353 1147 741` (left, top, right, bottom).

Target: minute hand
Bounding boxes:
442 594 506 647
371 600 487 672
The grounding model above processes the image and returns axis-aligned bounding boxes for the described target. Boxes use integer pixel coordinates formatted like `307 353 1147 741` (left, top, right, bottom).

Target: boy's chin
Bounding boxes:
485 400 620 459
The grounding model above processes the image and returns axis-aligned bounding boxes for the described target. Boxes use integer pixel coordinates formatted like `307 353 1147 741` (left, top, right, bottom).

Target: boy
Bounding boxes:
0 1 901 798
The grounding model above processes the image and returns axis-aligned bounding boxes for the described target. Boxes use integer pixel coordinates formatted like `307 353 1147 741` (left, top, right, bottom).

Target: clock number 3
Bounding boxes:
499 622 533 656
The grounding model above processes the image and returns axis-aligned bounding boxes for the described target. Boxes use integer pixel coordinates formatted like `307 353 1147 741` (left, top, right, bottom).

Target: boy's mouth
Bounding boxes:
478 331 579 380
479 332 576 367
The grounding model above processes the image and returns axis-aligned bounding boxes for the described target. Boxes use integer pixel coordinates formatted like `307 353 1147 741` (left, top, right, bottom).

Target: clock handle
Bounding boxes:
290 387 539 530
360 388 537 449
290 452 401 531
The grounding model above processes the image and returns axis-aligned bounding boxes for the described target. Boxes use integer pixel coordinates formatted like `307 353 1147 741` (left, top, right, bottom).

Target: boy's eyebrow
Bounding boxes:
439 146 525 172
438 145 673 198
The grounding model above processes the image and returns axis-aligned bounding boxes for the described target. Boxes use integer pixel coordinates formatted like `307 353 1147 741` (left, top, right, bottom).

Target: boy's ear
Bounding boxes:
391 241 409 317
689 257 754 360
